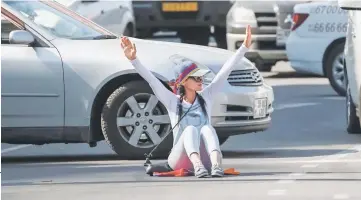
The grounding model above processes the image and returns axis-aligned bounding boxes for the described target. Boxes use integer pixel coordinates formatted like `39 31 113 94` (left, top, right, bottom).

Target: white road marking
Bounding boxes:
294 159 361 163
333 194 350 199
1 145 32 154
272 145 361 191
275 102 320 111
288 173 305 177
267 189 287 196
277 179 295 184
301 164 319 168
320 145 361 161
323 96 345 100
73 164 122 168
9 157 360 169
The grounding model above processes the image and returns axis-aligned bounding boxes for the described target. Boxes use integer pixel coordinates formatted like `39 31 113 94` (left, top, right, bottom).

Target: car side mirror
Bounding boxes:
9 30 35 46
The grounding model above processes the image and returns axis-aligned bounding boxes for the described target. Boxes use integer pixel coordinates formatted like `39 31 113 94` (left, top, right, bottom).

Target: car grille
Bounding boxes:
227 69 263 86
255 12 278 30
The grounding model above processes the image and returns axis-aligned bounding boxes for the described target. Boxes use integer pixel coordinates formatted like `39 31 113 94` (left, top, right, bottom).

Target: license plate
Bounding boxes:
253 98 267 119
276 28 290 46
162 2 198 12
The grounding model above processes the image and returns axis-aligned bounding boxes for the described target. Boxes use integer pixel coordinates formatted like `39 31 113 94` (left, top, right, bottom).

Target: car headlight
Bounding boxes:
227 6 256 24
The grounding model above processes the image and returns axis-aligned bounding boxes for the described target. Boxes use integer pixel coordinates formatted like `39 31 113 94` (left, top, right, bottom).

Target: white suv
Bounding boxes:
339 0 361 134
286 0 348 96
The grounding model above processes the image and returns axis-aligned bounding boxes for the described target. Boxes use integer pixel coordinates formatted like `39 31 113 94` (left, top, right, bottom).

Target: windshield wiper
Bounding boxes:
92 35 118 40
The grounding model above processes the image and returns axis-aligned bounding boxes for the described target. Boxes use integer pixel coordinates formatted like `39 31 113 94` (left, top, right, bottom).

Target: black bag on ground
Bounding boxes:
144 159 173 176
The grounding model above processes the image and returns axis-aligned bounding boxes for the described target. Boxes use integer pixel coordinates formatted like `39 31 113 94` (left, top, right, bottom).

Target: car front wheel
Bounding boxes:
346 83 361 134
101 80 174 159
326 43 346 96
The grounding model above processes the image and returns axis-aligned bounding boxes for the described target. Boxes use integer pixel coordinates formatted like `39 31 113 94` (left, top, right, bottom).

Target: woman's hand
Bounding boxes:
121 36 137 60
242 25 252 48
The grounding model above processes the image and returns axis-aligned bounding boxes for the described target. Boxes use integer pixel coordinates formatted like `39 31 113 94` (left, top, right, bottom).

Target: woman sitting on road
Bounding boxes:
120 25 252 178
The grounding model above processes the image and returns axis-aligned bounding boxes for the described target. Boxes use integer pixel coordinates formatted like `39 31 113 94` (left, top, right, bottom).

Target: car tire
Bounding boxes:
346 83 361 134
136 29 153 38
325 42 346 96
101 80 174 159
123 24 133 37
214 27 227 49
254 60 273 72
178 27 210 46
218 136 229 146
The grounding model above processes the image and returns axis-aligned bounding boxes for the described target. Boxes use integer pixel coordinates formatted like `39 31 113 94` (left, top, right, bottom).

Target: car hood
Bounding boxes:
51 37 256 82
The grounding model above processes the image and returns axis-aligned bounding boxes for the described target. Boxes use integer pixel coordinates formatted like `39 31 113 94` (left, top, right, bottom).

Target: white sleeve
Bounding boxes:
201 45 249 98
130 57 178 109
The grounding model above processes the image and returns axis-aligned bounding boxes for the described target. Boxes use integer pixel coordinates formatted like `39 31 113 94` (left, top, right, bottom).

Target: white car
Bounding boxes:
1 0 274 158
56 0 135 36
339 0 361 134
286 0 348 96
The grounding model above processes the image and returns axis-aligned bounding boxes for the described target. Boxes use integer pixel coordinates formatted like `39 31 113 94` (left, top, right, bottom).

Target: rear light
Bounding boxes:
291 13 309 31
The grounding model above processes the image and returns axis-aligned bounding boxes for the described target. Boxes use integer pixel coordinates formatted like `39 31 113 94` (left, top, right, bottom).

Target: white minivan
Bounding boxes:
338 0 361 134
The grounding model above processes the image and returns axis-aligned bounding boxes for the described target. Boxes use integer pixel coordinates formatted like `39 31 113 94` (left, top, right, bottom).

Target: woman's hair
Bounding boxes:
177 85 208 121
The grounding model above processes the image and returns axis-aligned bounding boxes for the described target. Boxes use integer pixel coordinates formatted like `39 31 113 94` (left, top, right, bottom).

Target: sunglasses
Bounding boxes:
188 76 203 82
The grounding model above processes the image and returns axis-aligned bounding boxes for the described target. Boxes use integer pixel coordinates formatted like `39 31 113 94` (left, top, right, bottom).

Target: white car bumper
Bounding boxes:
286 32 331 76
211 81 274 136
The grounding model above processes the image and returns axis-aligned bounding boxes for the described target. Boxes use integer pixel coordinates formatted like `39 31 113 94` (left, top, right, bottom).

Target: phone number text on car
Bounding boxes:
308 22 348 33
310 5 348 15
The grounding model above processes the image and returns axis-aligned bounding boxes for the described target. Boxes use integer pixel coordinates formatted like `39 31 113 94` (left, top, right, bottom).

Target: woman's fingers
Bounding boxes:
242 25 252 48
120 36 134 51
125 37 131 47
245 25 250 38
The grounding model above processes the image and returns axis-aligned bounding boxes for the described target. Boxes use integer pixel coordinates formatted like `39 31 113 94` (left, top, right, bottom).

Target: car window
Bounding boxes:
1 15 22 44
3 0 114 40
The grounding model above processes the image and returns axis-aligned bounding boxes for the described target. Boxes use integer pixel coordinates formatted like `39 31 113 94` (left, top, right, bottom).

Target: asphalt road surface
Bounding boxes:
2 42 361 199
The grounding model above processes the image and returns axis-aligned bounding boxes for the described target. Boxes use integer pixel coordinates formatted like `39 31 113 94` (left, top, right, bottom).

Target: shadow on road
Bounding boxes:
2 148 358 164
1 155 122 163
265 71 322 79
222 148 358 159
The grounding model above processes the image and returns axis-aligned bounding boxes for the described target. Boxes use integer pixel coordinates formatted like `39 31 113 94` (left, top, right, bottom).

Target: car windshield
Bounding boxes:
3 0 116 40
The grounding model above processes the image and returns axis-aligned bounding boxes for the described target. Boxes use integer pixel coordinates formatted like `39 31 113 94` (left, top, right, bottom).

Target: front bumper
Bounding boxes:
227 33 288 63
211 83 274 136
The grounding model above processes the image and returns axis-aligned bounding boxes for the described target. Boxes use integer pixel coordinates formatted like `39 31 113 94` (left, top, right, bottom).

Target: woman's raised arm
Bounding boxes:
121 37 177 109
201 25 252 97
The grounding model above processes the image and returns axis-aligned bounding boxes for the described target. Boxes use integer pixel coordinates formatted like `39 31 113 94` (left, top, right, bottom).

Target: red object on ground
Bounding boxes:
153 168 240 177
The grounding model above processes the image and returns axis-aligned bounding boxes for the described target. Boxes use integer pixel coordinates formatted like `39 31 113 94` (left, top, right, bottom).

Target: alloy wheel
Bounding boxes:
116 93 171 148
332 53 346 91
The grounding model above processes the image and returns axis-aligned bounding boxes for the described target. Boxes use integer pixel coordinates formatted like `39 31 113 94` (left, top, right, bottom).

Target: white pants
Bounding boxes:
167 125 222 171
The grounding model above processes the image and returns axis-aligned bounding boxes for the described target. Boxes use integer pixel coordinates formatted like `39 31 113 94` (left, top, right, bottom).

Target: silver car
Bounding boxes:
1 0 274 158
